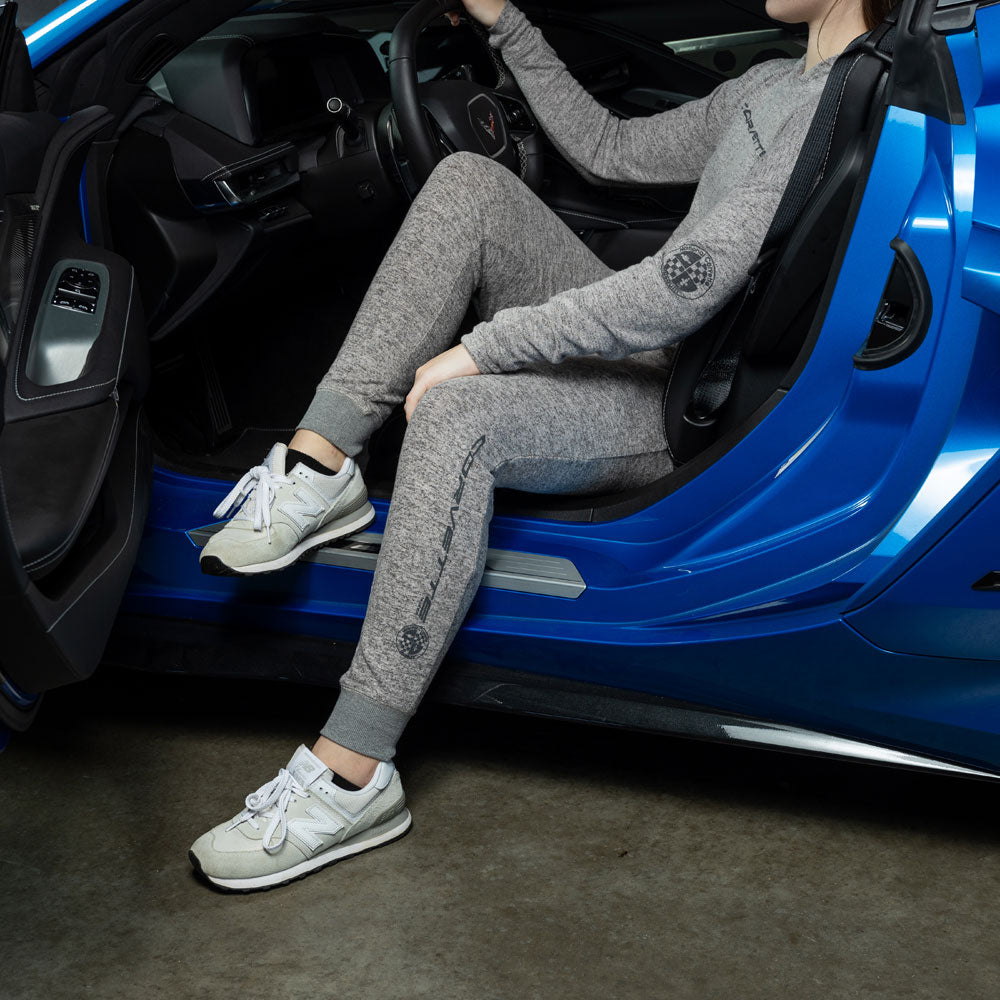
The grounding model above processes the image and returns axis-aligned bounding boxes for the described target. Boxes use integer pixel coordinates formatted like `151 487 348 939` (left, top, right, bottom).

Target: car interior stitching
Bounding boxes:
46 415 144 632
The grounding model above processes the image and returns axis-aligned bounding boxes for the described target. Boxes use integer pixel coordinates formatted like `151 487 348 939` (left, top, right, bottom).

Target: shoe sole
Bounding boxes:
190 808 412 893
199 503 376 577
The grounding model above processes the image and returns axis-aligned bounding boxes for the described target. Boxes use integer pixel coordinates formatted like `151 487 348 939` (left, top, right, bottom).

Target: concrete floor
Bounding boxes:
3 666 1000 1000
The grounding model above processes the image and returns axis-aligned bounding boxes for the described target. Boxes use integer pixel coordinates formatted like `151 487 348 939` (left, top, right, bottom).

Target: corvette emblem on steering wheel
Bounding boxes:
478 112 497 140
467 94 506 158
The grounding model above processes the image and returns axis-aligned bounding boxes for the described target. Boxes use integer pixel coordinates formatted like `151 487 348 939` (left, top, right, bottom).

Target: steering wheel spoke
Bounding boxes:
423 106 459 157
418 80 518 170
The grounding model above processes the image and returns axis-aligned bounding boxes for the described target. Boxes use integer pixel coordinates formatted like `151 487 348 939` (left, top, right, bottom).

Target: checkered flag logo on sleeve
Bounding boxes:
661 245 716 300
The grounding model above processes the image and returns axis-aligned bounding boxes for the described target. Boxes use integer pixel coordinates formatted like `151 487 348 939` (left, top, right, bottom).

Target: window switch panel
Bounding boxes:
52 267 101 314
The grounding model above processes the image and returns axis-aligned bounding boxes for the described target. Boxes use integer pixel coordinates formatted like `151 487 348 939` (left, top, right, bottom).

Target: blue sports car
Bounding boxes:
2 0 999 781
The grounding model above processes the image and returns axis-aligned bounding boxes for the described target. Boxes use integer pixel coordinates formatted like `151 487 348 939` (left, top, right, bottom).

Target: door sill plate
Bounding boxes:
187 526 586 599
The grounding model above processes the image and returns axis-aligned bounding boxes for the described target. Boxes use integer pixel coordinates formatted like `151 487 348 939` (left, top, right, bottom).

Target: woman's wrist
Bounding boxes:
460 0 507 30
485 1 508 30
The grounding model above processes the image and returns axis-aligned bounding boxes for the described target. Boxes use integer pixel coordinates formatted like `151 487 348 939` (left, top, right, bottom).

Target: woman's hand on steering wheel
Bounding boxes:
405 344 482 422
446 0 507 29
394 0 540 189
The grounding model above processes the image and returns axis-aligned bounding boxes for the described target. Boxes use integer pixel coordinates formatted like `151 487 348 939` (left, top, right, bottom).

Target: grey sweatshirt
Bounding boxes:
460 3 833 374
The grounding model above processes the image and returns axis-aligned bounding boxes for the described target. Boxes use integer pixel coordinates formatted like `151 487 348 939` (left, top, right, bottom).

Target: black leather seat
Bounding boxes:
663 35 894 466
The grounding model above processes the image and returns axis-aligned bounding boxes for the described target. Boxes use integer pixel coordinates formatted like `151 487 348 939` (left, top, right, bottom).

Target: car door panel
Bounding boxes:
0 8 150 723
0 403 150 697
3 396 121 576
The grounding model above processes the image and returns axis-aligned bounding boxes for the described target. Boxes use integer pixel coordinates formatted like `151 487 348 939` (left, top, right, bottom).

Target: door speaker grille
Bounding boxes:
0 195 38 365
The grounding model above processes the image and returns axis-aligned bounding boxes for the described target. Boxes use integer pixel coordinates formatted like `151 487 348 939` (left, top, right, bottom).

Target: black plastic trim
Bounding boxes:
972 571 1000 592
854 237 932 371
888 0 967 126
107 615 1000 780
0 5 36 113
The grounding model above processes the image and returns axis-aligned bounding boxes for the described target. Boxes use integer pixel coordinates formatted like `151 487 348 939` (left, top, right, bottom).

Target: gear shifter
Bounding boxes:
327 97 363 145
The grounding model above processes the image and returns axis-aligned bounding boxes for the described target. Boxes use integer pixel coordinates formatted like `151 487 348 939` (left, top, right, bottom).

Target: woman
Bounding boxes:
189 0 892 891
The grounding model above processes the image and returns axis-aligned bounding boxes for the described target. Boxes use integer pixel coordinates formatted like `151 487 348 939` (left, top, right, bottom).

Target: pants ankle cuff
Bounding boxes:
320 687 411 761
298 390 374 459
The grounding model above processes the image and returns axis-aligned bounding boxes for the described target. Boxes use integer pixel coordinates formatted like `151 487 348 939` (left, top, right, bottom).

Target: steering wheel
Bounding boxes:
388 0 544 192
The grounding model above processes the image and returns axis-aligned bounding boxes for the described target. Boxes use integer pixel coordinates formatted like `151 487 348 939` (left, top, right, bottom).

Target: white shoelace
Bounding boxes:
213 464 292 543
227 768 308 854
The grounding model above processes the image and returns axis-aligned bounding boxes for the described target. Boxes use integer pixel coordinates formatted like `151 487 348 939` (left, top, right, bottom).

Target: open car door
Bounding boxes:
0 3 150 732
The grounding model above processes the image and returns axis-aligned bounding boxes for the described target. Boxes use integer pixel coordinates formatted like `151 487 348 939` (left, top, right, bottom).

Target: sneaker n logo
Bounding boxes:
279 486 326 529
288 805 345 851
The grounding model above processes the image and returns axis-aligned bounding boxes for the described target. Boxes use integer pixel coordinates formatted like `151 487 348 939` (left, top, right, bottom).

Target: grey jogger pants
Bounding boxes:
299 152 674 760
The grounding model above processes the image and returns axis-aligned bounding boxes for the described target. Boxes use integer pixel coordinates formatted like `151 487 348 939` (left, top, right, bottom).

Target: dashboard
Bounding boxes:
114 11 501 338
156 16 391 147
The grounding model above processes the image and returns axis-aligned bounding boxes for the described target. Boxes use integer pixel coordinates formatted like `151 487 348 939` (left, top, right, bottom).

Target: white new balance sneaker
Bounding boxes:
189 745 411 892
199 442 374 576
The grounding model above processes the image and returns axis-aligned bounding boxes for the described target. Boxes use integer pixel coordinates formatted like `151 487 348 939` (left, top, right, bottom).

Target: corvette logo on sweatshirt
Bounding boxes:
742 102 766 158
397 624 429 659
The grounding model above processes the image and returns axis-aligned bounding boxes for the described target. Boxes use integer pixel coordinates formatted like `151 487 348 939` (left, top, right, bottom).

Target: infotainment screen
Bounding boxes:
249 46 325 139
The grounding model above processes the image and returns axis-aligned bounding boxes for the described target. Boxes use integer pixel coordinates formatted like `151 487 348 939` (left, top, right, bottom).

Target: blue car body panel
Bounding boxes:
20 1 1000 771
24 0 136 66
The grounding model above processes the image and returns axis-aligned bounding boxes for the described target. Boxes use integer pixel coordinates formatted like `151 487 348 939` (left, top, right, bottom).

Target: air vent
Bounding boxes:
126 35 182 84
